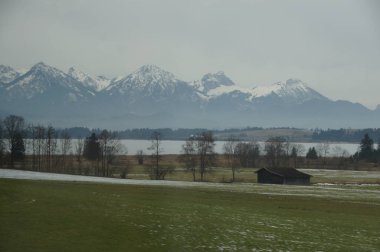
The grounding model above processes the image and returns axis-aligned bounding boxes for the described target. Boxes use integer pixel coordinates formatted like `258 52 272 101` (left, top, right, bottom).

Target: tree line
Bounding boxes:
312 128 380 143
1 115 379 182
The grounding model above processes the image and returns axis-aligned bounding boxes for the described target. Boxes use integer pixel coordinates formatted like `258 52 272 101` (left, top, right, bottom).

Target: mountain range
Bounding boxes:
0 62 378 129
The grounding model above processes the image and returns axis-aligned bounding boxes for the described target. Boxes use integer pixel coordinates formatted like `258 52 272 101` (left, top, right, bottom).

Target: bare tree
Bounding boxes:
74 138 84 174
180 137 198 181
264 136 286 168
145 132 174 180
290 143 305 168
60 131 72 173
99 130 122 177
147 132 164 180
223 136 240 182
235 141 260 168
316 142 330 169
35 126 45 171
3 115 25 168
45 126 57 172
136 150 144 165
332 146 349 169
29 125 37 170
195 131 215 182
120 150 131 179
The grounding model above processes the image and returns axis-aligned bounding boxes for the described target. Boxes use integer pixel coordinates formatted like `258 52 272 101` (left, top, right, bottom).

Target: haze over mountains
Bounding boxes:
0 62 378 129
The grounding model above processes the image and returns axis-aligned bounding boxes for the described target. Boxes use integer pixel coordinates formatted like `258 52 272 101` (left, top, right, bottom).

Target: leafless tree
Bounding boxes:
44 126 57 172
35 126 45 171
195 131 215 182
120 150 131 179
98 130 122 177
147 132 164 179
332 146 349 169
136 150 144 165
180 136 198 181
316 142 330 169
264 136 287 168
223 136 240 182
234 141 260 168
74 138 84 174
60 131 72 173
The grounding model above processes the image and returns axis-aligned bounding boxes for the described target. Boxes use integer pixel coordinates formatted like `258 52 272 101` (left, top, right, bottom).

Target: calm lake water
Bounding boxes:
24 139 360 157
120 140 360 157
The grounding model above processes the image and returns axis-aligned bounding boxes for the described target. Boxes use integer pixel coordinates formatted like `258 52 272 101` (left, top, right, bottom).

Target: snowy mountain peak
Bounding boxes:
105 64 189 99
251 78 327 103
68 67 110 92
108 64 180 91
285 78 304 86
3 62 95 102
68 67 87 81
0 65 21 84
132 64 177 81
30 62 66 78
138 64 165 73
197 71 235 93
31 62 50 71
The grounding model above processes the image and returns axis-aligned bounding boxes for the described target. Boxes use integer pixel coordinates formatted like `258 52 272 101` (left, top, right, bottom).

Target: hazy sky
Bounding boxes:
1 0 379 108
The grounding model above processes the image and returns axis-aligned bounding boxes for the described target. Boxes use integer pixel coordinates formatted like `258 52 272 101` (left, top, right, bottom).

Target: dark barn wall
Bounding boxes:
283 177 310 185
257 169 284 184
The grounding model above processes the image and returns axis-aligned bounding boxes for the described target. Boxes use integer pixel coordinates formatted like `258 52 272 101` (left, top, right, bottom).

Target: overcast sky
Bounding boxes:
1 0 379 108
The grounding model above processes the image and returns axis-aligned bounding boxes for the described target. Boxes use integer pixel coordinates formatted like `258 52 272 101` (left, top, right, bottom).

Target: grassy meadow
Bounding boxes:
1 178 380 251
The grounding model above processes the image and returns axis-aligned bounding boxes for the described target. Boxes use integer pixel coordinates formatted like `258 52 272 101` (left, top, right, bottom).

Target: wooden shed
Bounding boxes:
255 167 311 185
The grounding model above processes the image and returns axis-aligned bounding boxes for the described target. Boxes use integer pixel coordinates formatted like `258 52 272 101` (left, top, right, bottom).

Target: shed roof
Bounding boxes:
255 167 311 178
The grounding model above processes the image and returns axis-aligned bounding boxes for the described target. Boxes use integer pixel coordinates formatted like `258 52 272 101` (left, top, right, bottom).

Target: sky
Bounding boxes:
0 0 379 109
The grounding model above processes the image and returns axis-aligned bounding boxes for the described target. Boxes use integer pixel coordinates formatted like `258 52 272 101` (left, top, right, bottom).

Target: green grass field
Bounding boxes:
1 179 380 251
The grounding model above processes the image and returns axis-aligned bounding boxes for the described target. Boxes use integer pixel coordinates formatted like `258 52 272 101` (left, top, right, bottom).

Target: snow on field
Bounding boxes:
301 169 380 179
1 169 380 203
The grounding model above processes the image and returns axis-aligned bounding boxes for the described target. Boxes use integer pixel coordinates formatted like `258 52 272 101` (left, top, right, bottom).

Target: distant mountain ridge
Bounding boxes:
0 62 378 129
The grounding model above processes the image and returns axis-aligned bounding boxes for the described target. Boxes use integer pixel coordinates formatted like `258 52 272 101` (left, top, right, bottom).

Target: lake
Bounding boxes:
24 139 360 157
120 140 360 157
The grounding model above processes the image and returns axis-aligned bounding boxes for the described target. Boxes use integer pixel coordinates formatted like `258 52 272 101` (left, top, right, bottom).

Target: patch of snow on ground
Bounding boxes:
1 169 380 202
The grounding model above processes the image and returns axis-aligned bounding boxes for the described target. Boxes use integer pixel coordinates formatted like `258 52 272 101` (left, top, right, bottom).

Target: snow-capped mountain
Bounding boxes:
194 71 235 94
5 62 94 104
105 64 200 103
68 67 111 92
0 65 23 84
250 79 328 104
106 65 182 94
0 62 377 129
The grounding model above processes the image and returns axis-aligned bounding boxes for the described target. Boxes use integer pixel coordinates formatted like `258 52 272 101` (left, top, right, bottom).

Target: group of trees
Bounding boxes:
145 132 174 180
2 114 380 182
180 132 216 182
0 115 124 176
263 137 306 169
0 115 26 167
83 131 123 176
220 138 260 182
312 128 380 143
354 133 380 163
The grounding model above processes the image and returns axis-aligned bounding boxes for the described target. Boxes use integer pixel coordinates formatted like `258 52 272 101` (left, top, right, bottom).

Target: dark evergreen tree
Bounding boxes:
3 115 25 167
306 147 318 159
358 133 374 161
83 133 100 161
0 119 4 164
11 132 25 161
